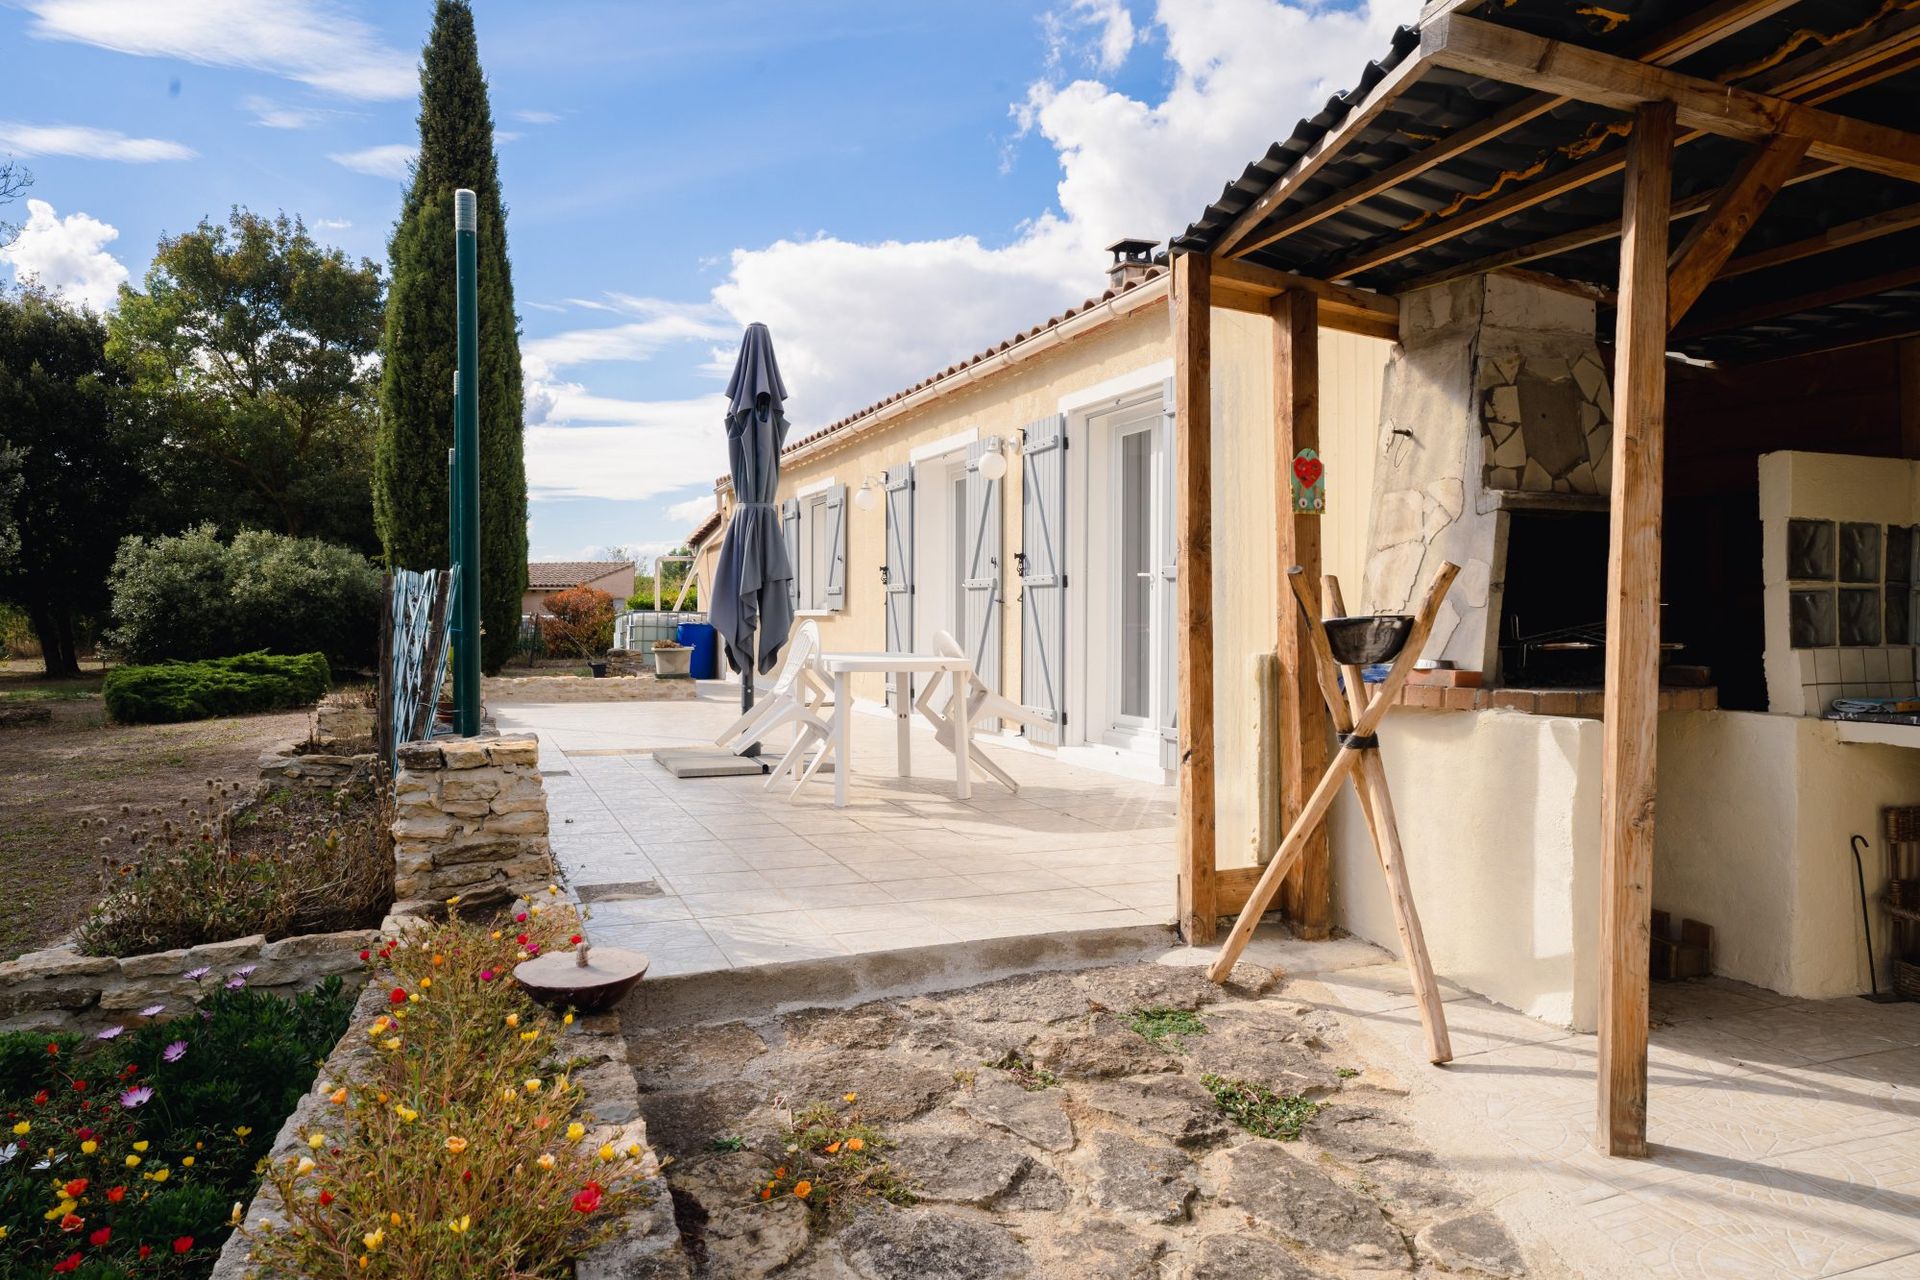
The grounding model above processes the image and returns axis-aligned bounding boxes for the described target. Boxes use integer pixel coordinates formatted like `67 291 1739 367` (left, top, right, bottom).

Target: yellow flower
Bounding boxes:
295 1157 315 1176
149 1166 171 1183
132 1141 149 1153
382 1037 401 1051
844 1092 857 1104
79 1140 97 1156
597 1143 615 1162
563 1012 575 1026
536 1153 555 1171
444 1136 469 1155
307 1133 326 1150
519 1030 538 1043
419 977 431 989
504 1013 519 1029
182 1156 194 1168
329 1088 348 1105
125 1154 141 1169
408 994 421 1004
362 1228 385 1251
566 1122 586 1142
524 1078 542 1093
10 1121 27 1136
548 884 559 895
394 1105 418 1123
530 905 543 915
490 930 502 940
235 1126 252 1138
501 1088 518 1104
626 1143 643 1158
445 895 462 905
45 1198 76 1220
447 1214 471 1234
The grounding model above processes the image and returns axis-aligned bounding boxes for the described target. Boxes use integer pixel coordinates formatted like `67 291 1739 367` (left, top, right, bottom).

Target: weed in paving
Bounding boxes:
1124 1005 1208 1052
986 1047 1059 1091
1202 1073 1322 1141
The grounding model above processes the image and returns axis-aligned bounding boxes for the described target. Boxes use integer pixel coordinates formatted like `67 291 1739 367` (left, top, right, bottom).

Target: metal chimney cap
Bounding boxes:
1106 237 1157 262
454 188 478 232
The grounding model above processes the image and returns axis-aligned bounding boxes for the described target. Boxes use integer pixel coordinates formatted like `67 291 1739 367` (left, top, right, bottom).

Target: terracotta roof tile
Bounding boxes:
526 560 633 590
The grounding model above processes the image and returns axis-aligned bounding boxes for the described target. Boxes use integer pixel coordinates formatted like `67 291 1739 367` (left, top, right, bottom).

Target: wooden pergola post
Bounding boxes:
1597 99 1675 1159
1174 251 1218 944
1271 290 1332 937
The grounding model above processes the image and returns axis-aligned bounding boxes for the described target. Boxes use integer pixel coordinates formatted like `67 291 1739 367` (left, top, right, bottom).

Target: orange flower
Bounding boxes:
845 1138 865 1152
824 1142 840 1155
444 1136 469 1155
792 1180 812 1198
760 1187 771 1200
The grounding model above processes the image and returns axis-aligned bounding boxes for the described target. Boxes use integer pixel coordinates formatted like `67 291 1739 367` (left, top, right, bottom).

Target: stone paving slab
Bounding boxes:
493 694 1177 974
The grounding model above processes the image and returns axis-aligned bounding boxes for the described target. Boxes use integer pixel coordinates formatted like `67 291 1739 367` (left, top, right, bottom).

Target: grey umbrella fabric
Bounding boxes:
710 323 794 676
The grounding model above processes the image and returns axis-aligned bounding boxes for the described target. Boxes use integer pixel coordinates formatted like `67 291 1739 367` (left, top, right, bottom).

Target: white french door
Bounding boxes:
1088 399 1173 753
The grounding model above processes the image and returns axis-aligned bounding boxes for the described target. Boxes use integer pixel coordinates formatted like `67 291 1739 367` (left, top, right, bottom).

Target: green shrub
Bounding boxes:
102 651 330 724
0 602 39 658
0 978 353 1276
627 578 698 610
107 525 382 668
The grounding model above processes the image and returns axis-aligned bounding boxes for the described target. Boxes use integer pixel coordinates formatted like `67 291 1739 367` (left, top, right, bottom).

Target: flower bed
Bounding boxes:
0 977 354 1275
221 898 672 1279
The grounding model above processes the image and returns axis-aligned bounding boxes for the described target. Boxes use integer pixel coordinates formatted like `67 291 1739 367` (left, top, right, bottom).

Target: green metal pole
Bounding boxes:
452 189 482 737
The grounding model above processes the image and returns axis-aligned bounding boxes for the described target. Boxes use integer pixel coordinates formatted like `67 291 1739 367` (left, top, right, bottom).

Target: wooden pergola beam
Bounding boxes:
1673 261 1920 339
1597 99 1675 1161
1668 135 1809 325
1719 200 1920 280
1217 0 1798 262
1424 15 1920 184
1271 290 1331 939
1173 251 1218 945
1209 257 1399 339
1329 10 1920 285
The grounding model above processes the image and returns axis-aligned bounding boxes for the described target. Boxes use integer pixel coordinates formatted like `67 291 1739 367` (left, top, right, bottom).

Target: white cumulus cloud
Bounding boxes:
522 296 735 382
524 391 729 503
1045 0 1139 73
0 199 129 311
22 0 416 99
0 120 194 162
665 493 719 527
329 143 415 181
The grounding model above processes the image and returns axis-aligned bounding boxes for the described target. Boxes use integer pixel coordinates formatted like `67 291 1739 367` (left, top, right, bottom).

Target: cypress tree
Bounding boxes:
374 0 527 673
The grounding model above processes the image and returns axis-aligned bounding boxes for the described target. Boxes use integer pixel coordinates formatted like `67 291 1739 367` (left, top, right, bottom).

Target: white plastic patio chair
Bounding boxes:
713 620 831 764
913 629 1046 793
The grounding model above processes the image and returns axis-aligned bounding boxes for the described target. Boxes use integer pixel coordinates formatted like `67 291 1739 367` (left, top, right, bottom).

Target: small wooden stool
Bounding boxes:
1206 562 1459 1065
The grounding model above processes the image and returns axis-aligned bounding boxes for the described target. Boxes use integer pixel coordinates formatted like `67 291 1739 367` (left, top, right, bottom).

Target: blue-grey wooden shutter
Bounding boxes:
1019 414 1067 745
1159 378 1179 772
781 498 802 613
823 484 848 612
883 464 915 708
963 438 1003 726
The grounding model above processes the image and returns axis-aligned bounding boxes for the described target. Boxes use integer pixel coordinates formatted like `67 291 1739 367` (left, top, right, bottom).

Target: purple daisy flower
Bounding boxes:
232 964 257 978
95 1025 124 1041
184 966 211 982
224 974 246 990
120 1085 153 1109
162 1041 187 1064
140 1004 165 1017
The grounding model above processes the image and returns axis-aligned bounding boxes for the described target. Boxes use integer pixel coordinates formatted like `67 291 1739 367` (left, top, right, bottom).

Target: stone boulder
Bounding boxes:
1084 1131 1196 1225
837 1208 1033 1280
1222 1142 1409 1270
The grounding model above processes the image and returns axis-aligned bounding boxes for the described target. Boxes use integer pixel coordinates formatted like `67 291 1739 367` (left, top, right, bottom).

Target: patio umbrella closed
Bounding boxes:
711 323 794 683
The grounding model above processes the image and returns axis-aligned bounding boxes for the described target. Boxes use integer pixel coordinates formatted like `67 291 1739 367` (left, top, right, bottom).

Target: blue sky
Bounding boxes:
0 0 1412 565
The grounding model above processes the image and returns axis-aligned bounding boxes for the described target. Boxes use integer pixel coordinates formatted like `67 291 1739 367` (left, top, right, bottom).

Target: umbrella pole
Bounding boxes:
739 631 760 758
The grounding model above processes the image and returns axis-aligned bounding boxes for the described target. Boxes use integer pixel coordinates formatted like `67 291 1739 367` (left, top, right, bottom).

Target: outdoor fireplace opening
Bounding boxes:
1496 509 1613 688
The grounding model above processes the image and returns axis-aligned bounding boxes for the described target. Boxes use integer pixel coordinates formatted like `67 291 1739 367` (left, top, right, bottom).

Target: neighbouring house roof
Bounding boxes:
712 263 1170 491
1177 0 1920 364
526 560 634 590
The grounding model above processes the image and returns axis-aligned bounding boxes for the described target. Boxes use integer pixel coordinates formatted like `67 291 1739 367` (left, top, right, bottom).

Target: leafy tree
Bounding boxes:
374 0 528 674
0 287 136 675
0 156 29 246
109 208 384 551
539 586 615 658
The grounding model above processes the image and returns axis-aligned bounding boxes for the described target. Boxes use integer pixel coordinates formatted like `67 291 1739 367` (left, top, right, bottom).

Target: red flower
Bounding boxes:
515 933 529 945
462 1168 473 1183
515 912 527 923
60 1213 84 1232
75 1127 93 1140
359 950 371 962
63 1178 88 1198
139 1244 152 1260
570 934 583 945
318 1190 334 1207
389 987 407 1005
107 1185 126 1203
33 1089 48 1105
173 1236 194 1254
72 1080 87 1092
53 1254 82 1273
46 1042 60 1057
88 1226 111 1247
571 1183 603 1214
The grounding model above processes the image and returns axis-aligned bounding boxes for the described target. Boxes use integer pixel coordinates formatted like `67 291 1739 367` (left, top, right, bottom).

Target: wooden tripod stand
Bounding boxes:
1205 561 1460 1065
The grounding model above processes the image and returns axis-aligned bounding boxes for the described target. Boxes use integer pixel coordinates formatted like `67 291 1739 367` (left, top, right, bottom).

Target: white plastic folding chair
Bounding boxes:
914 630 1047 793
713 620 830 765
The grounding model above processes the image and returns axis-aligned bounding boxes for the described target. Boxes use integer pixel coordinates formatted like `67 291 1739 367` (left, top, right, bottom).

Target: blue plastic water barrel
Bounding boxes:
677 622 718 680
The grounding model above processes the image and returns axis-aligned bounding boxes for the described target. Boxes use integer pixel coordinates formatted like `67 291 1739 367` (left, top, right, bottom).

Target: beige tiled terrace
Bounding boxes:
492 690 1176 974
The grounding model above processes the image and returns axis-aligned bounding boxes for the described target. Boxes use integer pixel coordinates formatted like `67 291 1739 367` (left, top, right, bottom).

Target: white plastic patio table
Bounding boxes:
817 652 973 808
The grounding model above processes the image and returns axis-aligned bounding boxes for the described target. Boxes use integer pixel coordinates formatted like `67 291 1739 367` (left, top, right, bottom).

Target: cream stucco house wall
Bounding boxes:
723 258 1393 867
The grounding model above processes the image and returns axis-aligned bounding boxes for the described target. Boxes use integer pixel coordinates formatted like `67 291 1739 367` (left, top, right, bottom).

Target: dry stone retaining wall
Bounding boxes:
0 929 378 1035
